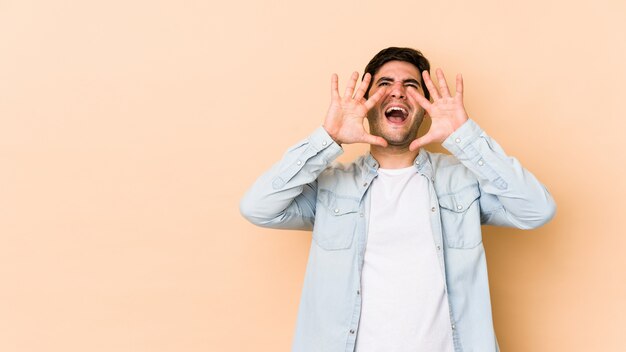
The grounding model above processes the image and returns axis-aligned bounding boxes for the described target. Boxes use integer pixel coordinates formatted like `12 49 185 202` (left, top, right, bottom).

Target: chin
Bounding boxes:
382 135 412 147
387 141 411 147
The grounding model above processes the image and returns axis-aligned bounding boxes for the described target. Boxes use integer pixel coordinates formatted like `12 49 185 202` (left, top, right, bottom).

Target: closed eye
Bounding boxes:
404 79 421 89
376 77 421 89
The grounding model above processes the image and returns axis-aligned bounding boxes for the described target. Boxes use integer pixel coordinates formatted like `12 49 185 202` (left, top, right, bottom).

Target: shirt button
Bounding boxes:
478 159 484 166
363 182 368 187
431 207 436 212
296 160 302 165
359 213 364 217
457 205 463 210
334 208 339 213
322 140 327 146
437 245 441 251
452 324 456 330
349 329 355 334
357 290 360 295
455 137 461 143
415 160 420 165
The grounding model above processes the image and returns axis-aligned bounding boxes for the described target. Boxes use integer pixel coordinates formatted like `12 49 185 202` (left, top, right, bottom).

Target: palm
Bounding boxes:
323 72 388 147
408 69 469 151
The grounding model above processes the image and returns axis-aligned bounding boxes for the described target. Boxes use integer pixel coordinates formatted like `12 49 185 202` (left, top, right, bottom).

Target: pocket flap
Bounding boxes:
438 186 480 213
318 189 359 215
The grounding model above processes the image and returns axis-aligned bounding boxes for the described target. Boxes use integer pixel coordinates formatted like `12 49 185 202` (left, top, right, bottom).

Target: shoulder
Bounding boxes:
317 155 365 191
426 150 478 193
426 150 461 169
320 154 366 176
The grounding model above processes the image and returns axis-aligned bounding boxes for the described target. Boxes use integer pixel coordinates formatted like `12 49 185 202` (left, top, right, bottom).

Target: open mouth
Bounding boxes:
384 106 409 124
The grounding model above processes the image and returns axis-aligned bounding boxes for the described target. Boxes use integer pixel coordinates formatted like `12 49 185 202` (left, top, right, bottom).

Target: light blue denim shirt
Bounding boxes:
240 119 556 352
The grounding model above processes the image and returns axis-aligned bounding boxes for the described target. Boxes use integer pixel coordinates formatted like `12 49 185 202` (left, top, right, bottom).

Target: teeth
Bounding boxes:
385 106 407 114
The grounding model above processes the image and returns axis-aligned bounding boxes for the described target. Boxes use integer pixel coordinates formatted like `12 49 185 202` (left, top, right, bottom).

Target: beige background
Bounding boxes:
1 0 624 351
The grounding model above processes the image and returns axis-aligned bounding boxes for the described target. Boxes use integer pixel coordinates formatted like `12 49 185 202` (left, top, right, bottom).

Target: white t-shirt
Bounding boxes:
355 166 454 352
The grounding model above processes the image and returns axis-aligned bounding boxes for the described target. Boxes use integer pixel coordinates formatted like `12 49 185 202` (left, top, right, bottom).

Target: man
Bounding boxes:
240 47 556 352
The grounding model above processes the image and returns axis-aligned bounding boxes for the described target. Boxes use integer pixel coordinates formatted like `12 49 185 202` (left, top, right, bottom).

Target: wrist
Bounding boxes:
322 125 343 146
452 117 469 131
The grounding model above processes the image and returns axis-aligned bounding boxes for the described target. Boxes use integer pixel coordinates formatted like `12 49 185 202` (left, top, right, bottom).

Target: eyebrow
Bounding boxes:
376 76 422 88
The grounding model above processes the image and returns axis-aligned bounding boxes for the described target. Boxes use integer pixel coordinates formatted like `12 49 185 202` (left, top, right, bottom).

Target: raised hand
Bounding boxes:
407 68 469 151
323 72 388 147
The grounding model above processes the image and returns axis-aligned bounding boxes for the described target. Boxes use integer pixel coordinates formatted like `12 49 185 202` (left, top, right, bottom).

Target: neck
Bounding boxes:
370 144 419 169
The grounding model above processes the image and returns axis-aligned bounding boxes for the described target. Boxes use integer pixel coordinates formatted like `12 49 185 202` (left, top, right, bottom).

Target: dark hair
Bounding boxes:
363 47 431 100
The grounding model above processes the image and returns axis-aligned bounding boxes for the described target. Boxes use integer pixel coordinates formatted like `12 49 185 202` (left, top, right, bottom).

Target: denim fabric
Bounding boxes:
240 119 556 352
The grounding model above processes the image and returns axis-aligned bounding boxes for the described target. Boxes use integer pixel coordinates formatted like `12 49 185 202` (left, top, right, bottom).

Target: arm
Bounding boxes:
443 119 556 229
408 68 555 229
239 127 342 230
240 71 387 230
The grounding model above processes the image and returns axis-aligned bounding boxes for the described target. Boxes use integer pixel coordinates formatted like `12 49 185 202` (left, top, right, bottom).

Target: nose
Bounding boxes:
389 82 406 99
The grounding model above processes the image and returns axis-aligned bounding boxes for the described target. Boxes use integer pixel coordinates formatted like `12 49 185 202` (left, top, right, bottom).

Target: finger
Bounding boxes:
343 71 359 99
409 133 436 152
436 68 451 98
364 86 387 111
422 70 441 100
354 73 371 100
456 73 463 98
331 73 340 100
362 133 388 148
407 88 431 111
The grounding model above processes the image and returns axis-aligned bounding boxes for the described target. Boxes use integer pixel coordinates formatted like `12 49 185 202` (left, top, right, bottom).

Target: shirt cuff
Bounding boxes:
442 119 483 155
309 126 344 160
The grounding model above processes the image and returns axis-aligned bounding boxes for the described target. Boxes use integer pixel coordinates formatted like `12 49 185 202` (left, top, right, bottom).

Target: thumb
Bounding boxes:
409 134 435 152
362 133 388 148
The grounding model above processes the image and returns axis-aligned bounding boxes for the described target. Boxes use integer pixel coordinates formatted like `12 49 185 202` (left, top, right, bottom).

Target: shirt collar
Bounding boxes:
362 148 433 180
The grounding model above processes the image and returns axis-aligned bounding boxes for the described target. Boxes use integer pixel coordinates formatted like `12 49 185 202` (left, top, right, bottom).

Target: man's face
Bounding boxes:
367 60 426 147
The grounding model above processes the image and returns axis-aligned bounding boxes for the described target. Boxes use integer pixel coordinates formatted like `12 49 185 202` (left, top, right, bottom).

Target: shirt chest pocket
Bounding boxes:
313 190 360 250
438 186 482 249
